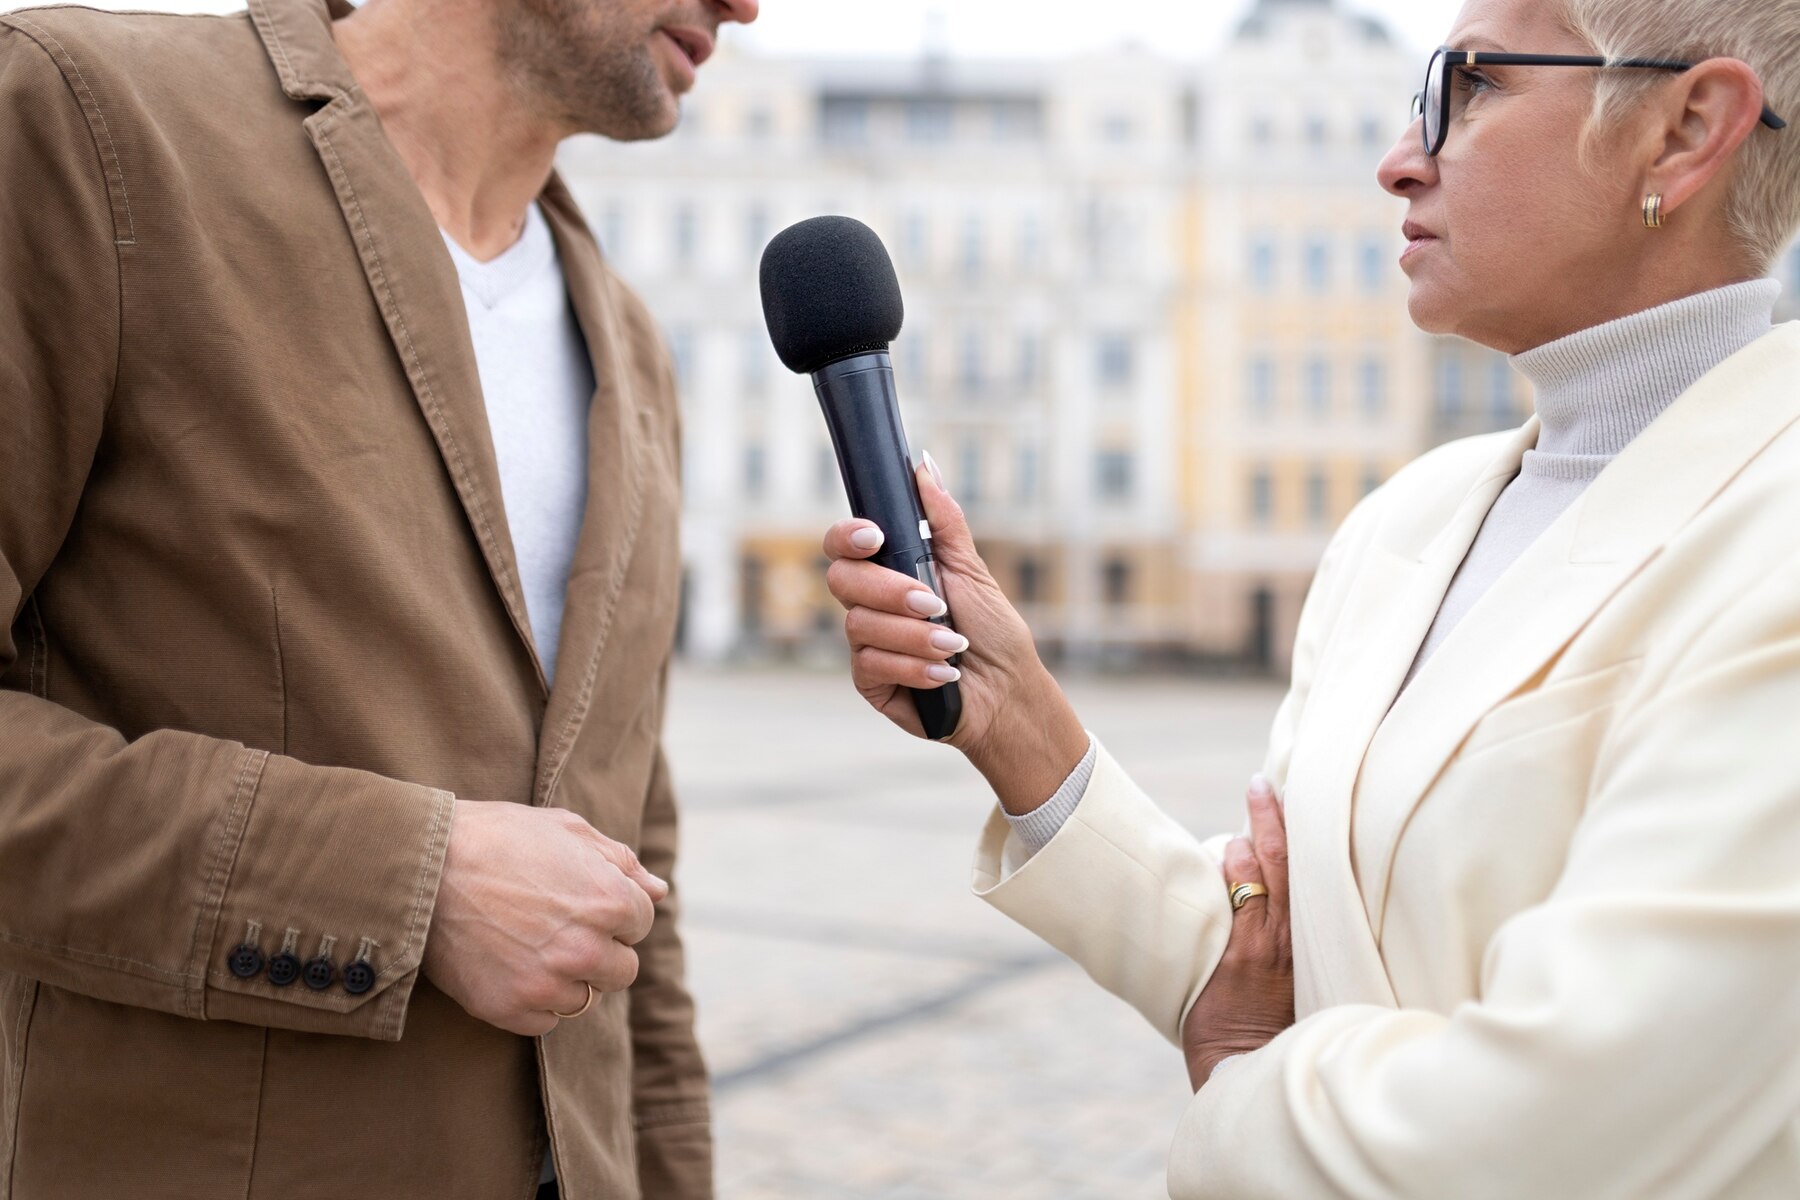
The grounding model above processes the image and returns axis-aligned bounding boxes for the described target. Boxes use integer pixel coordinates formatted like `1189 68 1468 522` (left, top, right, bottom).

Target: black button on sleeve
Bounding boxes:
302 957 335 991
267 953 301 987
342 960 375 995
227 944 265 979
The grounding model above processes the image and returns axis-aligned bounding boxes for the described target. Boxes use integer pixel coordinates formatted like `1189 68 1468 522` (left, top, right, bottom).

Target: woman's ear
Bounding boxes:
1651 58 1768 217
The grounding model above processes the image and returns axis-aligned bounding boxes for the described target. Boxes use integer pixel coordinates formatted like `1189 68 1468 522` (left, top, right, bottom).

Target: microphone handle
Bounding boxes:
813 353 962 741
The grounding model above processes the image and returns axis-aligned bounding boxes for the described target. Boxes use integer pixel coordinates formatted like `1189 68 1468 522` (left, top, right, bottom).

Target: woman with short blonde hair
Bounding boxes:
823 0 1800 1194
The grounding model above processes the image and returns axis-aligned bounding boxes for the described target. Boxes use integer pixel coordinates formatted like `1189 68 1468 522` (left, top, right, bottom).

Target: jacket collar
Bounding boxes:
249 0 360 102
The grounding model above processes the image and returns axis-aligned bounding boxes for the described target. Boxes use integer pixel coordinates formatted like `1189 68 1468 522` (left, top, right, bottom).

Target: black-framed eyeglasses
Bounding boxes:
1410 46 1788 156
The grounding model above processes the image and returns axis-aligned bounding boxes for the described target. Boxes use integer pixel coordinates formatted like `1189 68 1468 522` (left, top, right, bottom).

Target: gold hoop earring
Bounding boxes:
1643 193 1665 229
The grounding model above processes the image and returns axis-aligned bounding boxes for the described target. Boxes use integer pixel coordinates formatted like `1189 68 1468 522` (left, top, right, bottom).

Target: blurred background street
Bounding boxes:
665 665 1284 1198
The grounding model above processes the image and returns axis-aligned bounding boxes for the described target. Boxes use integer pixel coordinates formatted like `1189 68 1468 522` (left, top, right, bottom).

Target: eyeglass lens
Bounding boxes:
1423 48 1446 153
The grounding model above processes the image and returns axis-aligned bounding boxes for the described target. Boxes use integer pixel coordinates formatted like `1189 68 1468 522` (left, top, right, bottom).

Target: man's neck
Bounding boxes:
332 0 562 261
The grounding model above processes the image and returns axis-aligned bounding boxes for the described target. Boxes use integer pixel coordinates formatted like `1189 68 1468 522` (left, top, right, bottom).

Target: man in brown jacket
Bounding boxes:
0 0 755 1193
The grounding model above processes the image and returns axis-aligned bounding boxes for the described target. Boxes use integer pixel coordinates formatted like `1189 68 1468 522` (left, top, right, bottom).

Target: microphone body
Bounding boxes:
759 214 961 740
813 353 962 741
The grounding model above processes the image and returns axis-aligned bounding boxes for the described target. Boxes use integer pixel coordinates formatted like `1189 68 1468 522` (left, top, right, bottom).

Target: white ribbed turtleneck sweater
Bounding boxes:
1008 278 1783 857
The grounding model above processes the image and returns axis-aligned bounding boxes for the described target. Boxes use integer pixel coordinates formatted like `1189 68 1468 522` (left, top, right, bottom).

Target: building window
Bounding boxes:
1305 115 1329 146
743 444 766 499
673 205 699 271
1304 236 1331 293
1438 355 1466 418
1361 462 1384 497
1250 466 1274 526
1249 237 1276 292
993 101 1042 142
960 215 983 281
1249 357 1276 419
1305 357 1331 419
1016 444 1040 503
816 445 839 500
1305 466 1329 526
1095 450 1134 502
742 330 769 399
669 327 697 387
1097 335 1134 388
906 99 954 143
1360 115 1385 147
746 107 774 140
1359 357 1386 420
902 210 930 270
1489 356 1516 422
1101 112 1135 143
1359 236 1386 293
745 204 771 260
959 440 983 504
1018 333 1041 390
1249 116 1275 147
740 555 765 635
1102 558 1132 607
1017 556 1043 603
822 98 869 146
1788 243 1800 288
898 329 926 384
959 330 984 395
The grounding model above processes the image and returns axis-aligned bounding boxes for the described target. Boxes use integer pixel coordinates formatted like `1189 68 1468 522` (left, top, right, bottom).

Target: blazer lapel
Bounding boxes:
1355 322 1800 934
1282 421 1535 1013
250 0 547 693
530 176 653 806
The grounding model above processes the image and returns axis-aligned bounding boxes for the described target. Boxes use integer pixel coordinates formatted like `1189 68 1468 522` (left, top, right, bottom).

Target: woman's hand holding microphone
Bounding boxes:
820 452 1090 815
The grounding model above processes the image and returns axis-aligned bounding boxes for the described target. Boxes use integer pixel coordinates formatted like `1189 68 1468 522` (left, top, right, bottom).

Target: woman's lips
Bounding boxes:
1400 221 1439 265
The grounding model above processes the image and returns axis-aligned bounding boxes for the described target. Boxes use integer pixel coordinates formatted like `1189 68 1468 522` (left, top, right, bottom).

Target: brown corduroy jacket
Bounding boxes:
0 0 708 1195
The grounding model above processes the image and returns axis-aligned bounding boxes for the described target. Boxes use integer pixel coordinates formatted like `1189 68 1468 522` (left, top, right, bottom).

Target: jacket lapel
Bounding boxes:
250 0 547 693
1354 322 1800 934
1282 421 1534 1013
528 177 654 804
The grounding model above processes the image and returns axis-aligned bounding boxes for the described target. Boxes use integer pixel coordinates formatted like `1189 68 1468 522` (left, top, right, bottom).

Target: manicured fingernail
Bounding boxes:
921 449 947 493
927 664 961 683
907 590 948 618
930 629 970 654
1249 773 1273 798
850 526 884 551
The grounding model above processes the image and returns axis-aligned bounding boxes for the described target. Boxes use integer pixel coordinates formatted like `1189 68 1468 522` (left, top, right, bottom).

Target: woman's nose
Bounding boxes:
1377 119 1436 197
715 0 760 25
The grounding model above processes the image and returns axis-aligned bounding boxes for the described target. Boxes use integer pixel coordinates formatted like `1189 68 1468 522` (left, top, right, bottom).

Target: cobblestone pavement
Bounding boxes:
662 665 1286 1200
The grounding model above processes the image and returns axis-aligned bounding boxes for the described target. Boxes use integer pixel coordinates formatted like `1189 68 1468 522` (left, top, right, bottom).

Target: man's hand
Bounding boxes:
1182 776 1295 1089
422 800 669 1036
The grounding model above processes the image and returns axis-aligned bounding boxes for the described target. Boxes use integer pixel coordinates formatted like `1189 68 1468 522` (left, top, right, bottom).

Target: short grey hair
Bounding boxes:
1563 0 1800 267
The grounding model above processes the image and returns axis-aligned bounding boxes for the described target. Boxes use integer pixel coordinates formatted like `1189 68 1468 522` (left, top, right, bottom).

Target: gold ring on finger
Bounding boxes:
1228 882 1270 911
551 981 596 1020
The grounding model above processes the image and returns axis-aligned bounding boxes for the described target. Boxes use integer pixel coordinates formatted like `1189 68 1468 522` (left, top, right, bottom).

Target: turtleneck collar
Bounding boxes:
1510 279 1782 459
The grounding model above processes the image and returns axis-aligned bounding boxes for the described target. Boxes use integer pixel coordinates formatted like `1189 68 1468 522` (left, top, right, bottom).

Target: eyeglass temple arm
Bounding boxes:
1457 50 1788 130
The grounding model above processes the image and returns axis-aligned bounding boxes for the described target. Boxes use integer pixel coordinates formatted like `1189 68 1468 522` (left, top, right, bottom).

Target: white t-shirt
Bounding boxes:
441 202 594 690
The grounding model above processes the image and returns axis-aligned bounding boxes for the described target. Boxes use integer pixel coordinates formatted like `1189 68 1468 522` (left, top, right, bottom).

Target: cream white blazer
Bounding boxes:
974 324 1800 1199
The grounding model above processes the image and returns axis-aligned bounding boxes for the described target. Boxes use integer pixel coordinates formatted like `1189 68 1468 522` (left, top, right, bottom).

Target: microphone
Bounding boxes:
759 216 962 741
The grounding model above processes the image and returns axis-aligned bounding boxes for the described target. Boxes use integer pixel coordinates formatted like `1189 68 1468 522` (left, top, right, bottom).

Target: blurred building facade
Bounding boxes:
557 0 1796 673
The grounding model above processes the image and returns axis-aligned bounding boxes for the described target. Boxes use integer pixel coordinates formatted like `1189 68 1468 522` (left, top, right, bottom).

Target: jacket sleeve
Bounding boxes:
628 741 714 1199
969 490 1378 1045
0 21 453 1043
1164 549 1800 1199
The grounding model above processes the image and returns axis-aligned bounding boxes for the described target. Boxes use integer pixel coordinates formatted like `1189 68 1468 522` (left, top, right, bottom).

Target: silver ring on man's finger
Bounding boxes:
1228 882 1270 911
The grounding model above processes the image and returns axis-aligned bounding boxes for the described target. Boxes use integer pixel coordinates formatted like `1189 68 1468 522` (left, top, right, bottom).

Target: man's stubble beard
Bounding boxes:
495 0 678 141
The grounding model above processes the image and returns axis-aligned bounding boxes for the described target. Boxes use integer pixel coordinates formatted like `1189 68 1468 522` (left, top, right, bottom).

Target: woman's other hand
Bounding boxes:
821 452 1088 813
1182 775 1296 1090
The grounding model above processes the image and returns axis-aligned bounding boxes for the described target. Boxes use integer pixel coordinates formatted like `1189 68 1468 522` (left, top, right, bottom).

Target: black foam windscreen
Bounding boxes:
759 216 905 375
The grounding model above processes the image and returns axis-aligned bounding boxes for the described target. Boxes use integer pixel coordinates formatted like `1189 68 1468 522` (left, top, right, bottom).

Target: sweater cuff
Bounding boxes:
1003 733 1097 856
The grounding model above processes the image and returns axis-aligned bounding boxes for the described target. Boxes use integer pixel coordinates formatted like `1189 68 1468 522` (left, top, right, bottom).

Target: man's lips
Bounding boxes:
659 26 714 72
